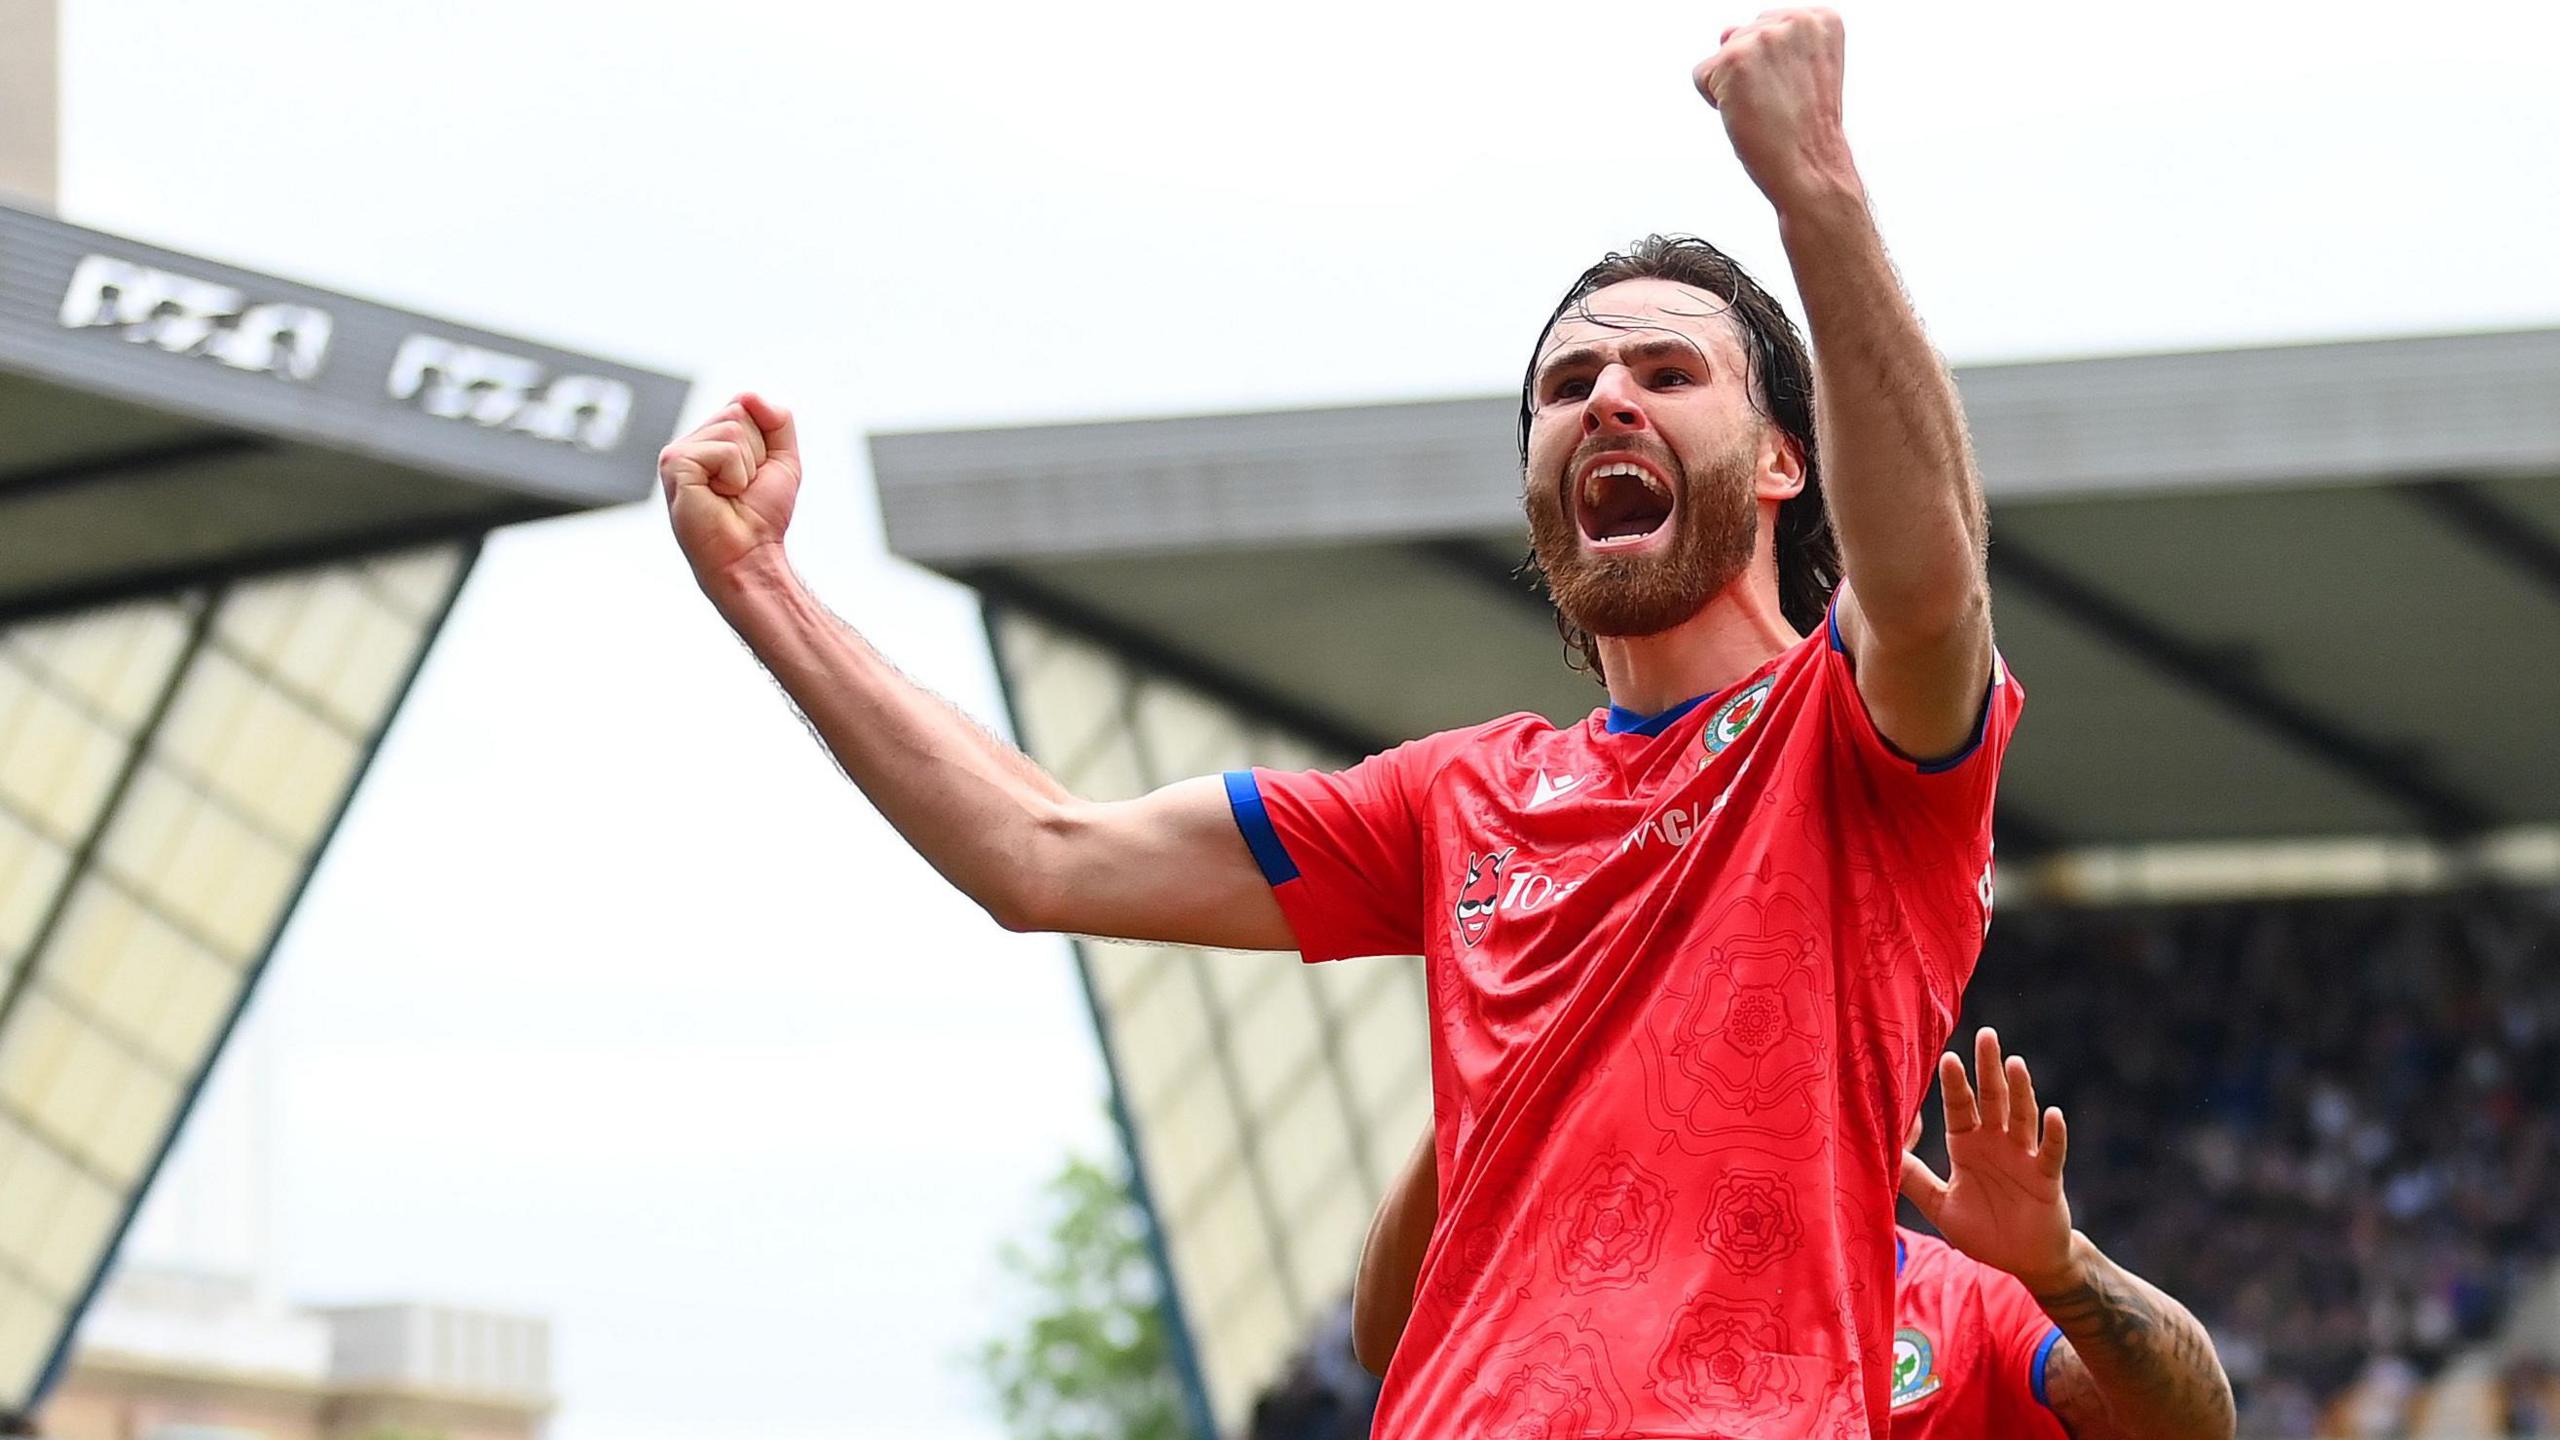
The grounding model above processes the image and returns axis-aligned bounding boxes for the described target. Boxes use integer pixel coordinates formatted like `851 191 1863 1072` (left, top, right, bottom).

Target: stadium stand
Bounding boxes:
1963 886 2560 1436
1239 885 2560 1439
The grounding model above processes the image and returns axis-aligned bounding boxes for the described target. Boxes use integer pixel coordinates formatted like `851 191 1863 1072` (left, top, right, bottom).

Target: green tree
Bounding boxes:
979 1151 1191 1440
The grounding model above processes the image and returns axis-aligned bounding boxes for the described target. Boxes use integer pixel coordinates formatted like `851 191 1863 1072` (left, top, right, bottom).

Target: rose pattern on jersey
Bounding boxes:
1811 1365 1872 1440
1843 995 1929 1154
1426 1209 1505 1312
1459 1312 1632 1440
1635 875 1832 1159
1830 1190 1891 1438
1648 1292 1810 1431
1547 1148 1676 1291
1699 1169 1803 1277
1816 748 1990 1000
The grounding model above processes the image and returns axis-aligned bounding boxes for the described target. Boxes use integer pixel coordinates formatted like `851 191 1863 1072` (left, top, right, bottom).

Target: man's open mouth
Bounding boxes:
1575 457 1676 548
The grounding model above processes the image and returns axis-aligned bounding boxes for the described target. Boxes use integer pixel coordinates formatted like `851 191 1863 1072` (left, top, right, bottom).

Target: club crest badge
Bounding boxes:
1890 1327 1941 1408
1453 847 1512 948
1704 677 1774 757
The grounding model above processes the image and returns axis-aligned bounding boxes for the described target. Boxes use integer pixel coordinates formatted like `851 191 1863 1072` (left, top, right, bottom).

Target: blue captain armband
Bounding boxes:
1224 770 1299 886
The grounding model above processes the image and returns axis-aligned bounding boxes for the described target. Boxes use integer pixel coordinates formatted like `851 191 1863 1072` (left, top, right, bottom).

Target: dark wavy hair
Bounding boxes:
1516 234 1841 681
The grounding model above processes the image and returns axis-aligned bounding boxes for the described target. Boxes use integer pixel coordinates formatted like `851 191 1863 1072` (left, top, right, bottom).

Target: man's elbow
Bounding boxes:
983 863 1078 935
977 802 1080 934
1348 1291 1397 1378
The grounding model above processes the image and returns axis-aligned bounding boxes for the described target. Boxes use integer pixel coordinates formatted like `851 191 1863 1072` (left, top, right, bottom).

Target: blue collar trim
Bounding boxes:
1603 692 1711 736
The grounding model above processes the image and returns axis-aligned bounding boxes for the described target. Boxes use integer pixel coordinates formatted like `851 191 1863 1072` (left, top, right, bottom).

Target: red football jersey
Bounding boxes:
1890 1227 2070 1440
1228 611 2023 1439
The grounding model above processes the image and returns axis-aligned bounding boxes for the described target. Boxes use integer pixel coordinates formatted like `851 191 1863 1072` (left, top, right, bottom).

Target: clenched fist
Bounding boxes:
1693 8 1859 215
661 393 802 591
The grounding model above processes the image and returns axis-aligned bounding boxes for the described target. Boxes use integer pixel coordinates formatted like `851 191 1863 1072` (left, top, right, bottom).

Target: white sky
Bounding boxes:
53 1 2560 1437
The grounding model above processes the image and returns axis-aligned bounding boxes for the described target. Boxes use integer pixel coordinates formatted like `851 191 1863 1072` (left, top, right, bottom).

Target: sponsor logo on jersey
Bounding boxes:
1623 801 1705 855
1704 677 1774 757
1890 1327 1941 1408
1500 865 1583 915
1454 847 1512 947
1527 770 1583 809
1619 759 1752 856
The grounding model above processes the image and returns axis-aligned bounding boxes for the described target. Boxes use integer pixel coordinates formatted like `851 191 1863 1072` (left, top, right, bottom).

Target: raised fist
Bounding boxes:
660 393 802 590
1692 8 1857 213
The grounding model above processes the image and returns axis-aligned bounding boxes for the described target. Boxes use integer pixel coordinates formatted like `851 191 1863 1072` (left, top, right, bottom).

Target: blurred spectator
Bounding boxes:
1940 885 2560 1423
1248 1300 1377 1440
2504 1355 2560 1436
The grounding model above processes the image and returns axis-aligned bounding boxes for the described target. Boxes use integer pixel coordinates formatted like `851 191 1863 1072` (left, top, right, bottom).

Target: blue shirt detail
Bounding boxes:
2030 1326 2065 1408
1604 692 1711 736
1223 770 1300 886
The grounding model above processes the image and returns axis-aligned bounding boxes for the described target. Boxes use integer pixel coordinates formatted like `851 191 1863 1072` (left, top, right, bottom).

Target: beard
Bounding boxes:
1525 434 1760 640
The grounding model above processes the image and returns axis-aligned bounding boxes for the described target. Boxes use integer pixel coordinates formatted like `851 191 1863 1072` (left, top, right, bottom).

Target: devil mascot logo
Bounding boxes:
1454 847 1513 948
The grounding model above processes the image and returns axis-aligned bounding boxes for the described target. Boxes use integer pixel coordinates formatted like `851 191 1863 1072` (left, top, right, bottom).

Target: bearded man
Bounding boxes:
659 11 2019 1436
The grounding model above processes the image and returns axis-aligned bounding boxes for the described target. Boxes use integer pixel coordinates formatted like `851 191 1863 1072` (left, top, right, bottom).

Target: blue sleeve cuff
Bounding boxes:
2029 1327 2064 1409
1224 770 1299 886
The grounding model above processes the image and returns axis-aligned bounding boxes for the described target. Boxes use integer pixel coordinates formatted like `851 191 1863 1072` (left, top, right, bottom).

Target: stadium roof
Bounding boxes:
0 202 686 623
873 327 2560 865
0 200 685 1420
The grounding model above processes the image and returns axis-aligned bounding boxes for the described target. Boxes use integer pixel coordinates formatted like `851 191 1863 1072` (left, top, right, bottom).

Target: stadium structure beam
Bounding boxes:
0 506 546 628
1412 538 2074 856
974 595 1227 1440
24 540 486 1413
0 591 217 1081
1988 539 2490 837
2398 477 2560 606
960 568 1394 761
0 432 269 501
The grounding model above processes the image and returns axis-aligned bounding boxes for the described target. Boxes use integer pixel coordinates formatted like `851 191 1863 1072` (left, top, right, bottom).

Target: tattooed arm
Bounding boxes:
2029 1236 2235 1440
1900 1029 2236 1440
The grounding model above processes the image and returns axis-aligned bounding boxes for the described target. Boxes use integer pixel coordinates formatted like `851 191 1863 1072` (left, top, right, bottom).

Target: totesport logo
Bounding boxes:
1454 848 1512 948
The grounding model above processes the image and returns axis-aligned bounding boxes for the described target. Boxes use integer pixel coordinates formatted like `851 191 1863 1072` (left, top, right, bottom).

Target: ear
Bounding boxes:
1756 429 1807 504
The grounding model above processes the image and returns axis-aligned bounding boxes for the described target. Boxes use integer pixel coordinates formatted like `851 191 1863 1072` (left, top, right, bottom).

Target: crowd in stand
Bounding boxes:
1245 885 2560 1439
1962 886 2560 1436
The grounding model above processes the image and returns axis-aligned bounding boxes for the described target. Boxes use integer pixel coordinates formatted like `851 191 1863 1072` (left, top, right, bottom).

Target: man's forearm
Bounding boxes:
2032 1233 2236 1440
1775 183 1987 637
707 552 1071 929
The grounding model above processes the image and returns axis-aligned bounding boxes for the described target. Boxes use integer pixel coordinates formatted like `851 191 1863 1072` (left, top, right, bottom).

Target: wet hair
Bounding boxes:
1516 234 1841 679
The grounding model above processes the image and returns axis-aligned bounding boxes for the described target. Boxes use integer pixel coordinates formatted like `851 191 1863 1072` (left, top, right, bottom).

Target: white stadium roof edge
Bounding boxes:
872 326 2560 904
0 198 688 1421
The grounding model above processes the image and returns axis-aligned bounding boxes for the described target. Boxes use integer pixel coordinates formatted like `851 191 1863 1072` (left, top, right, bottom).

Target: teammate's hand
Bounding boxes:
660 393 802 591
1899 1028 2080 1296
1691 8 1858 214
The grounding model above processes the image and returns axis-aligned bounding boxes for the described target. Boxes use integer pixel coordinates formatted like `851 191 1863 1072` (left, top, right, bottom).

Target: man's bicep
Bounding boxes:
1835 579 1997 765
1046 775 1296 952
2037 1339 2114 1440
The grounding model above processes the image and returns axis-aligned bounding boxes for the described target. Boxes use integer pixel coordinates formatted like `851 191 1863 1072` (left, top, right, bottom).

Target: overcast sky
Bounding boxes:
55 1 2560 1437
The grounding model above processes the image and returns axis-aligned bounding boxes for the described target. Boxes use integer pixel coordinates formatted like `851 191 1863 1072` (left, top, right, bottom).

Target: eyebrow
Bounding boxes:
1534 336 1711 388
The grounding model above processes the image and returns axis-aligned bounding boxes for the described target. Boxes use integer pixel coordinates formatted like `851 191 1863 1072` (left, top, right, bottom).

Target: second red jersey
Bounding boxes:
1889 1227 2070 1440
1229 612 2023 1438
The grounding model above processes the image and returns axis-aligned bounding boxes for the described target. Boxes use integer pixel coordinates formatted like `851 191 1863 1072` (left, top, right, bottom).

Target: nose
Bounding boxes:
1581 364 1649 438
